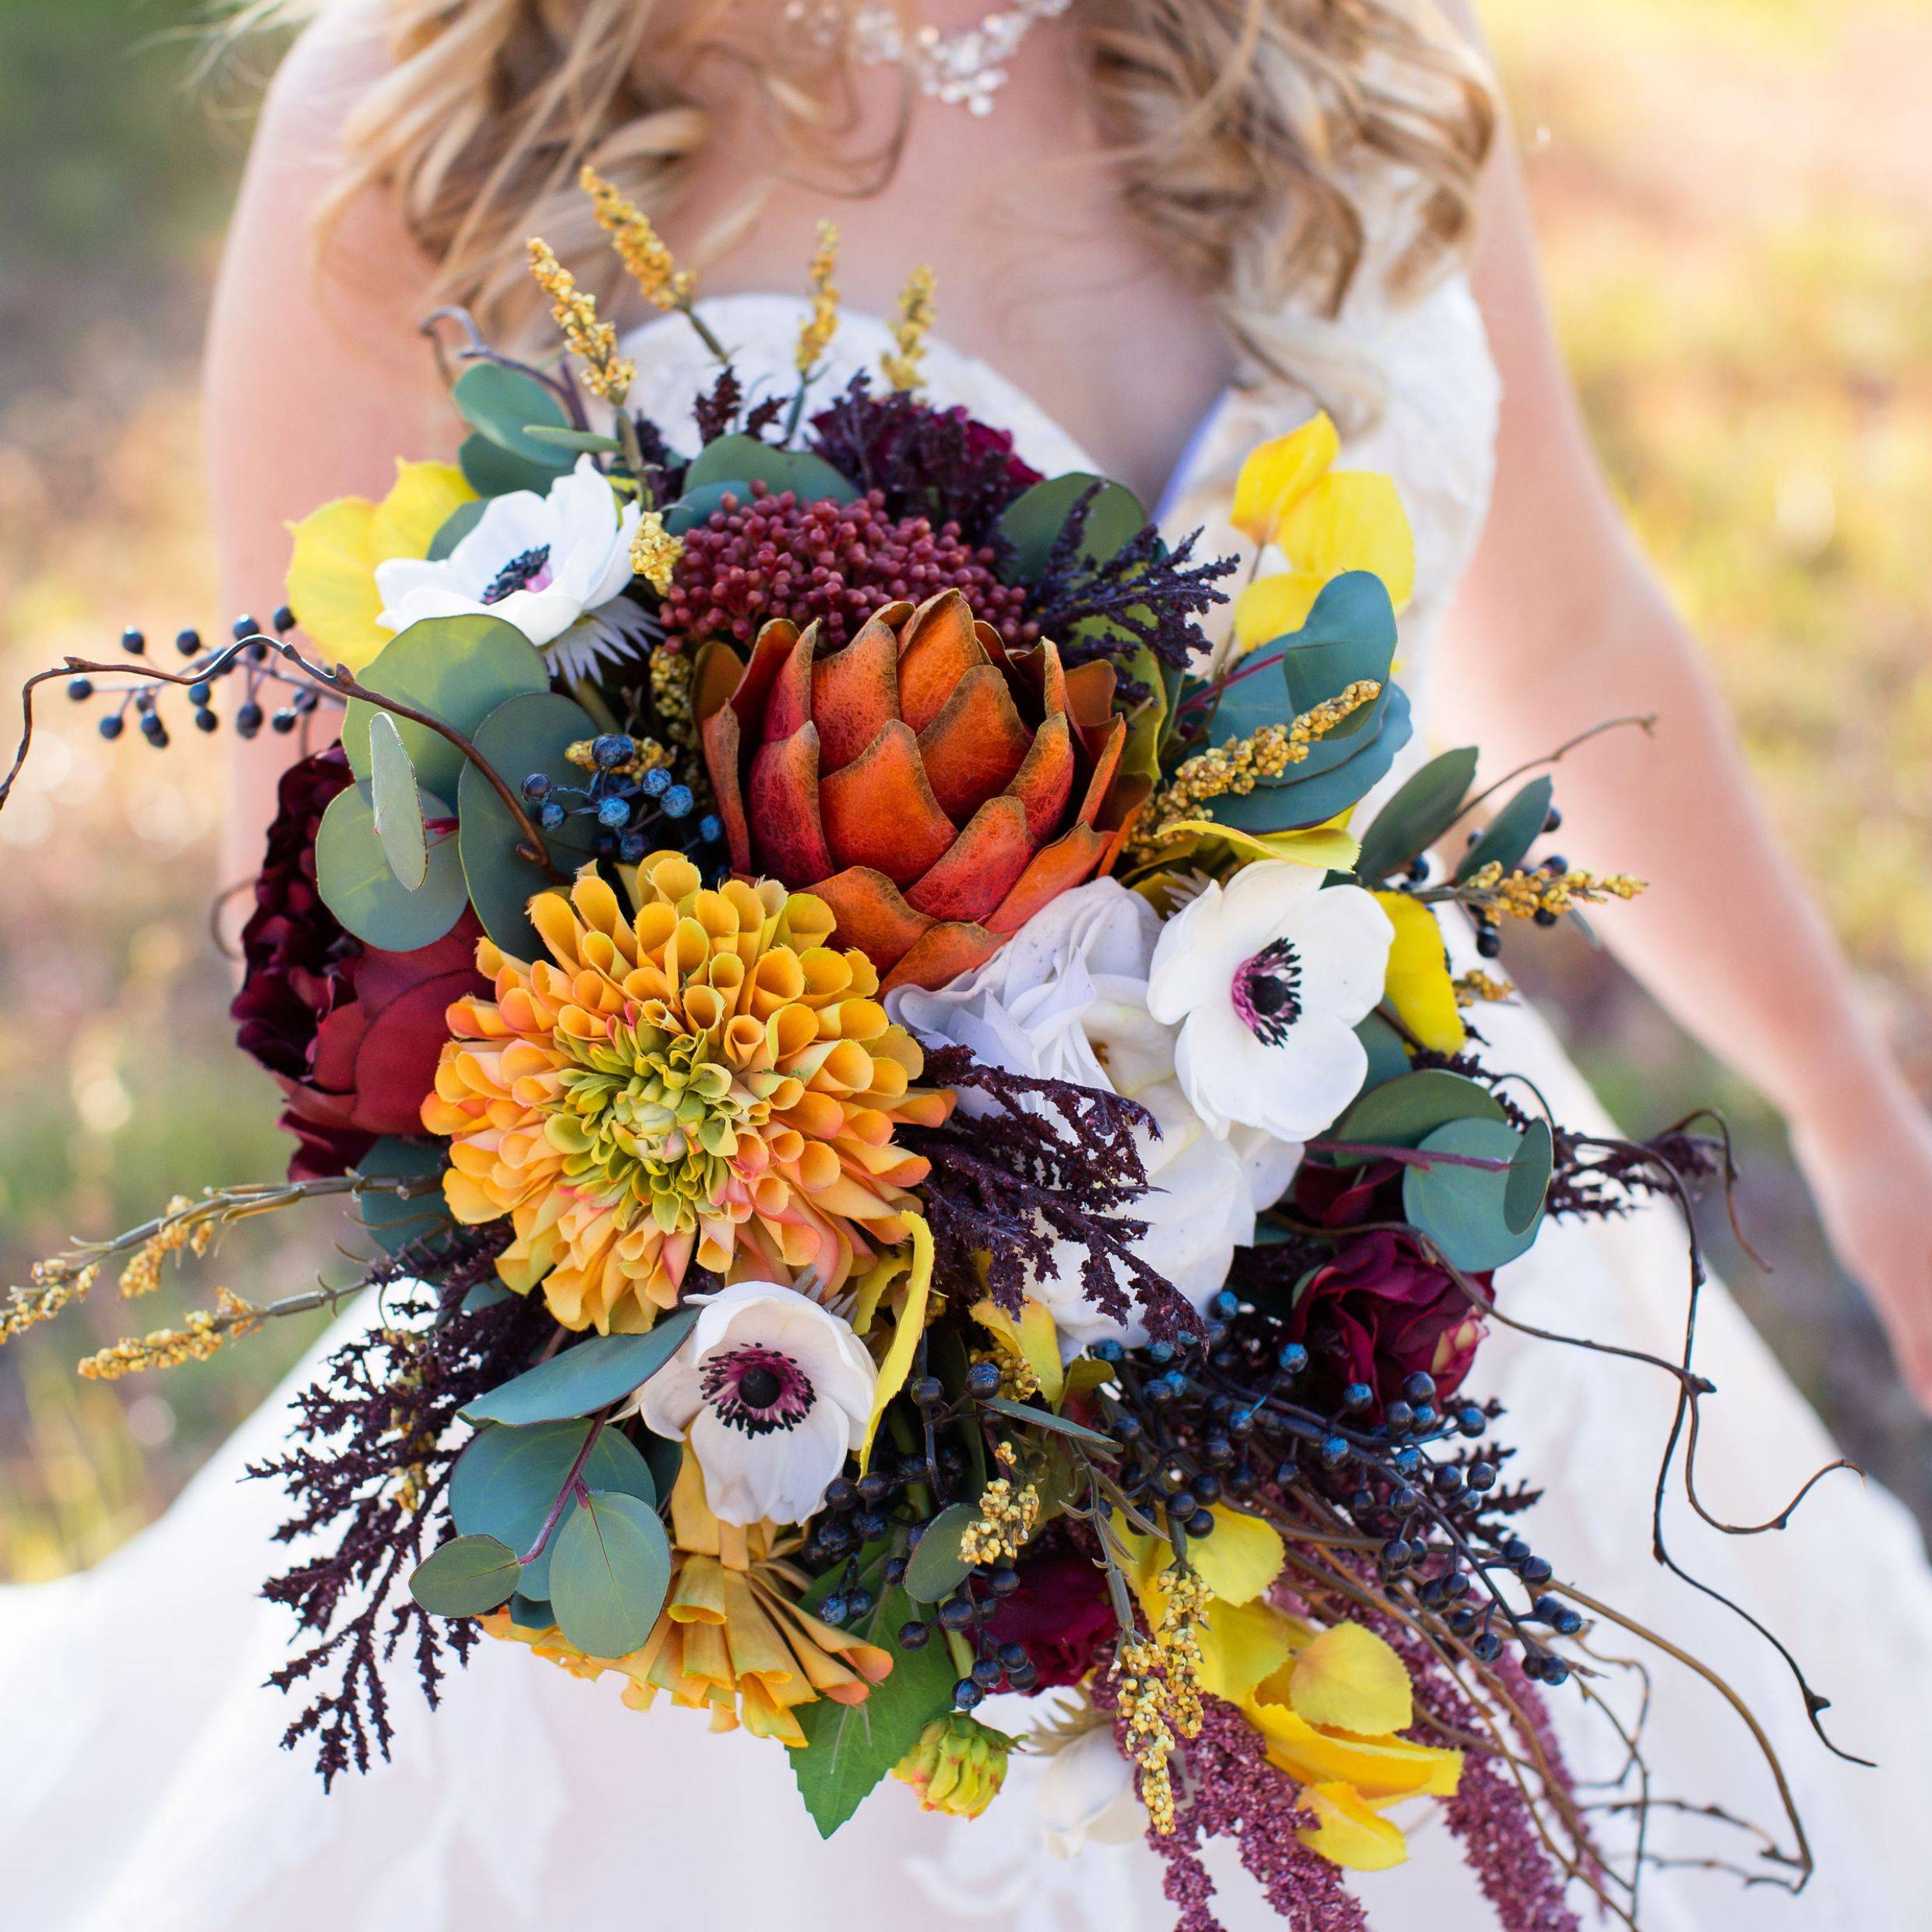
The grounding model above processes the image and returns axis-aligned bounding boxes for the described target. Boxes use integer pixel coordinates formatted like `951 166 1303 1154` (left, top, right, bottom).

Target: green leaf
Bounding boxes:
791 1582 955 1836
549 1489 672 1659
523 425 622 454
1352 1013 1411 1096
427 499 488 561
449 1419 658 1598
460 1309 700 1426
663 478 750 537
1354 746 1479 883
461 1279 515 1314
455 690 602 955
458 431 561 499
901 1500 978 1605
980 1394 1116 1449
683 433 858 506
352 1136 453 1258
995 474 1147 583
409 1534 520 1616
1331 1067 1506 1163
1455 776 1555 883
452 365 573 471
1505 1117 1554 1236
1401 1117 1540 1273
314 781 467 950
366 710 428 890
343 612 550 802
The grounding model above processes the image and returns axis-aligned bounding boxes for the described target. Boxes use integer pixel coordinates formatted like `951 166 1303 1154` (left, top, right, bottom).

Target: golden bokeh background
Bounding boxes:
2 0 1929 1578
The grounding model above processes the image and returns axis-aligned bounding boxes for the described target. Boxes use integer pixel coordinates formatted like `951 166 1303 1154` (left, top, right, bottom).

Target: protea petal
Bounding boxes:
990 823 1109 934
812 868 933 973
915 665 1033 820
897 591 988 732
749 726 834 884
813 612 902 772
819 721 957 886
699 704 754 873
762 626 819 744
1005 711 1076 844
886 921 1005 994
1073 716 1127 828
906 795 1035 923
724 619 802 735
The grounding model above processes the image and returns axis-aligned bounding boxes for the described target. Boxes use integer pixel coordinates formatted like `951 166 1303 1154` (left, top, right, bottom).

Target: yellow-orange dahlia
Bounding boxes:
421 853 950 1332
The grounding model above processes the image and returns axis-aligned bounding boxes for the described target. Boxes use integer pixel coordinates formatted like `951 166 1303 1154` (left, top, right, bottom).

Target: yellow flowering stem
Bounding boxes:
79 1289 263 1381
578 165 731 365
3 1172 440 1348
785 220 842 440
882 264 937 393
527 238 636 407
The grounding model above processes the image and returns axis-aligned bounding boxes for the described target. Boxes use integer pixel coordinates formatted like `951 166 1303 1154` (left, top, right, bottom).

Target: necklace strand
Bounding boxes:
786 0 1073 116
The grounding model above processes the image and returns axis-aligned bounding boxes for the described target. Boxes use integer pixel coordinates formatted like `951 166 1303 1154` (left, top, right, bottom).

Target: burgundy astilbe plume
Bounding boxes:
249 1227 551 1789
901 1040 1197 1338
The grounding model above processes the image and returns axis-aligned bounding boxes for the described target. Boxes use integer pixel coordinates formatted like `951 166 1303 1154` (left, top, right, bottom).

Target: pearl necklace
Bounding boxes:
786 0 1074 116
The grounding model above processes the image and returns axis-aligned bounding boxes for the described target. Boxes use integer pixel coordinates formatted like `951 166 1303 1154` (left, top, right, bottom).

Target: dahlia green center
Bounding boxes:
545 1020 783 1235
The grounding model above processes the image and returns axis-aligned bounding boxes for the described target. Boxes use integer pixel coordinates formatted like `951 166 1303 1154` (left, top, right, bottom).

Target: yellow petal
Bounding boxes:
1195 1598 1296 1705
1272 471 1416 615
858 1213 931 1472
1246 1696 1462 1803
1190 1504 1285 1606
1373 892 1466 1053
1162 817 1361 874
1296 1782 1410 1872
1233 570 1326 653
1288 1621 1413 1736
370 458 474 560
284 495 387 671
1231 414 1340 545
971 1295 1066 1405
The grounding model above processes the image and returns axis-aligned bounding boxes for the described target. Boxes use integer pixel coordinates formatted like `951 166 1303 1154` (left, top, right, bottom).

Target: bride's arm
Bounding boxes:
204 8 448 871
1432 129 1932 1407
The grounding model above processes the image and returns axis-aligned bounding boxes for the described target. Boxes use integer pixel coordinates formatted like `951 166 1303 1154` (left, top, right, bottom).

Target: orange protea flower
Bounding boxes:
420 854 950 1332
697 588 1146 992
483 1451 894 1746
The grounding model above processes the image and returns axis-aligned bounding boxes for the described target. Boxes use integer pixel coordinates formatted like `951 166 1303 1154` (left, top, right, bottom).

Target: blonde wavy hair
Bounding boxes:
234 0 1493 417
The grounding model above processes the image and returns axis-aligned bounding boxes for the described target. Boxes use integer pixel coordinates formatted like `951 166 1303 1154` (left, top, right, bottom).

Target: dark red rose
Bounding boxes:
984 1549 1115 1690
1294 1155 1406 1230
231 746 486 1180
1284 1228 1493 1412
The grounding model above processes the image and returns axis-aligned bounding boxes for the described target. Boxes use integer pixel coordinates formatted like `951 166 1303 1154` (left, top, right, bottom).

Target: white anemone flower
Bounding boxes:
373 455 650 680
1037 1722 1148 1858
1147 861 1392 1145
890 880 1299 1352
636 1282 876 1526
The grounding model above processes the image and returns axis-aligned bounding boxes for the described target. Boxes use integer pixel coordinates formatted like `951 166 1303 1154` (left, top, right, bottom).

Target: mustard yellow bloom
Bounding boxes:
1230 414 1416 649
1373 890 1466 1053
485 1451 891 1746
895 1713 1014 1817
421 854 951 1332
284 460 475 672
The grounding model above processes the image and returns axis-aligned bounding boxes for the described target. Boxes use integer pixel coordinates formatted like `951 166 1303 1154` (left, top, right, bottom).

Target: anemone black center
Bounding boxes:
1235 937 1303 1048
737 1364 784 1411
482 545 552 604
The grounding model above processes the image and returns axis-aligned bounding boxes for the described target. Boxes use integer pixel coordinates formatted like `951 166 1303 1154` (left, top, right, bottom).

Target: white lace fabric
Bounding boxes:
2 284 1929 1932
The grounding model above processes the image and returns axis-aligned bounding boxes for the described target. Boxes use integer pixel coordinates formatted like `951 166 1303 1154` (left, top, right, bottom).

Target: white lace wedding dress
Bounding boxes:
5 284 1931 1932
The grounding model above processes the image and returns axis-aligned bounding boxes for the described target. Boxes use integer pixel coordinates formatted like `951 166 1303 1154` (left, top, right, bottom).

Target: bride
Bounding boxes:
5 2 1931 1927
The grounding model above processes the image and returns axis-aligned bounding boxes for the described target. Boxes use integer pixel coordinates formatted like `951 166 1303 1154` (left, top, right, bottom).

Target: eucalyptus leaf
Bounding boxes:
461 1279 515 1315
902 1500 979 1605
1331 1067 1507 1162
452 365 573 470
1401 1117 1539 1273
1203 686 1412 836
684 433 858 506
449 1419 658 1599
549 1489 672 1659
314 781 467 950
408 1534 520 1617
427 498 488 562
1355 746 1479 883
365 711 428 890
460 1309 700 1426
665 479 752 537
980 1394 1116 1449
1455 775 1556 883
351 1136 453 1258
342 612 549 803
455 690 602 955
459 430 561 499
1352 1013 1411 1096
523 425 622 454
1505 1117 1555 1235
1276 572 1399 734
791 1581 955 1836
995 473 1147 583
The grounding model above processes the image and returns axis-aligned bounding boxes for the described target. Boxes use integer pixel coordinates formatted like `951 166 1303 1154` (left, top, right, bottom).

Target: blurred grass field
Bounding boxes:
2 0 1929 1578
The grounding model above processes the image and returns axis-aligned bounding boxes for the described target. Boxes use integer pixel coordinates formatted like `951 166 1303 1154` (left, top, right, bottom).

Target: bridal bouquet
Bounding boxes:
0 178 1839 1929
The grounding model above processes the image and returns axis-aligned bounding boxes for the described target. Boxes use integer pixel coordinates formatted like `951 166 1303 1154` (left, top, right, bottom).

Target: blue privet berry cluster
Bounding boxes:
807 1359 1042 1711
72 609 329 747
1092 1289 1581 1689
520 732 727 875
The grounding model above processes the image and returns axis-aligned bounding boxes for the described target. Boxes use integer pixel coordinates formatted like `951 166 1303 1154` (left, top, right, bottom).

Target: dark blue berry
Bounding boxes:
964 1362 1001 1400
1277 1343 1308 1375
272 605 295 634
121 627 146 654
193 708 219 732
236 702 263 739
175 628 201 657
538 800 568 830
231 615 259 641
641 766 672 797
820 1594 849 1627
596 795 631 828
591 733 632 770
1341 1382 1373 1411
971 1655 1003 1688
953 1679 984 1711
1402 1372 1437 1404
521 772 553 802
98 714 124 741
898 1620 930 1650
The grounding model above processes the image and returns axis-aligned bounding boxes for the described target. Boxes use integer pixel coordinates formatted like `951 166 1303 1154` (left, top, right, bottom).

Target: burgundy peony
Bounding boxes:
984 1549 1116 1690
231 746 487 1180
1285 1158 1494 1410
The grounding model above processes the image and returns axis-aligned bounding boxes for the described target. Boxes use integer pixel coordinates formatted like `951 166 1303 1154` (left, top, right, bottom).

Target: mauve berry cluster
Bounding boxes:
659 484 1037 650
